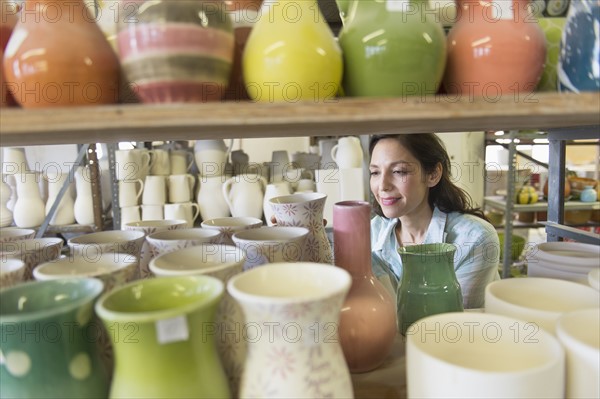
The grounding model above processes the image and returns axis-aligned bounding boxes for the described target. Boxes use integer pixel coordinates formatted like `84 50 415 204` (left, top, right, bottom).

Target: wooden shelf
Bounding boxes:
1 92 599 146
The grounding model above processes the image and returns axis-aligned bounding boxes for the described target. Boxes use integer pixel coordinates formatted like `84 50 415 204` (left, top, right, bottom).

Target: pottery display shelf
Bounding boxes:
0 92 598 147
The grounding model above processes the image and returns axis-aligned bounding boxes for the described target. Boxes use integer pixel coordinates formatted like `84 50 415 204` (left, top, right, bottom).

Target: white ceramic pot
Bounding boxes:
67 229 145 261
0 258 25 289
0 237 64 281
262 182 291 226
201 216 262 246
167 174 195 203
222 173 267 220
330 136 363 169
142 175 167 206
145 228 220 259
0 176 13 227
12 172 45 228
118 178 144 207
197 175 231 221
45 171 75 226
73 166 95 225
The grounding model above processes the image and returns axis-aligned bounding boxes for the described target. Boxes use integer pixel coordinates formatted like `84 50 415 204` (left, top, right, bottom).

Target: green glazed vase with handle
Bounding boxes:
397 243 464 336
337 0 447 97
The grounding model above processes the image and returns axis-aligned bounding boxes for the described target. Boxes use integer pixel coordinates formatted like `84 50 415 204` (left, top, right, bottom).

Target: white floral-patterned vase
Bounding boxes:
228 262 353 398
269 192 333 264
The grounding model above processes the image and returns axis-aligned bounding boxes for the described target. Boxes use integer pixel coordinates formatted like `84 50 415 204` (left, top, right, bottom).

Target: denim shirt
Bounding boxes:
371 207 500 309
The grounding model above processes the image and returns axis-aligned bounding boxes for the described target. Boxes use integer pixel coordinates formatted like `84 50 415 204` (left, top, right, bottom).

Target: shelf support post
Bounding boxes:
546 135 566 242
502 130 518 279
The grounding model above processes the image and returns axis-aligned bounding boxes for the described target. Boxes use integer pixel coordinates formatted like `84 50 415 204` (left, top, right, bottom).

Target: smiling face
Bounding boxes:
369 138 440 219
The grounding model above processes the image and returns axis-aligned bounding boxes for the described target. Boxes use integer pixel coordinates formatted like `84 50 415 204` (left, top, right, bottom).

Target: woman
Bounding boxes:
369 133 500 309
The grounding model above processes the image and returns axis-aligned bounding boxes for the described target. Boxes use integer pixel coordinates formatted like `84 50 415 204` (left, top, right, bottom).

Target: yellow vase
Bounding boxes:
243 0 342 102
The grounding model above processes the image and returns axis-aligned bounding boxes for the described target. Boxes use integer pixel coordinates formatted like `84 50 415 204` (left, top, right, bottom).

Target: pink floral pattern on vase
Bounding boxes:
269 193 333 264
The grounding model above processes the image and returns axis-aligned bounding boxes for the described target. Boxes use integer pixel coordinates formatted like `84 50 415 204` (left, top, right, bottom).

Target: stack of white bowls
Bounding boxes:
527 242 600 284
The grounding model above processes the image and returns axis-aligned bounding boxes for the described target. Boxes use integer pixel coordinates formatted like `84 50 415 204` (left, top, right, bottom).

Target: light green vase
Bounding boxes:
337 0 447 97
0 278 108 398
397 243 463 336
95 275 229 399
537 17 567 91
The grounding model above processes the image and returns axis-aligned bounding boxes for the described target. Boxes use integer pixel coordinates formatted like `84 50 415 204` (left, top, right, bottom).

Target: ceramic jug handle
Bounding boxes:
135 179 144 200
141 151 152 171
146 150 157 171
186 152 194 172
222 177 234 211
190 203 200 222
330 144 339 164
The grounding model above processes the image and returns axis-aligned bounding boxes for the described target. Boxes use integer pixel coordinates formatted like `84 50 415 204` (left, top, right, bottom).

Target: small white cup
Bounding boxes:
149 149 171 176
170 150 194 175
115 149 154 181
167 174 195 203
118 179 144 207
120 205 141 226
164 202 200 228
142 175 167 205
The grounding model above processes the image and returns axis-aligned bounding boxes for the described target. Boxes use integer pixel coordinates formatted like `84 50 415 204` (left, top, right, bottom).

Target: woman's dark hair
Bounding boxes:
369 133 487 220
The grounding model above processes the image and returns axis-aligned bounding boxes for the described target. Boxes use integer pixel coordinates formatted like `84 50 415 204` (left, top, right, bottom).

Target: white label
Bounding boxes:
492 0 514 20
156 316 189 344
386 0 411 13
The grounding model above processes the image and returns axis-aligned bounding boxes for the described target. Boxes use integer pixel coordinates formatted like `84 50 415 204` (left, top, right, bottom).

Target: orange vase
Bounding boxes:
443 0 547 97
333 201 397 373
1 0 19 107
3 0 119 107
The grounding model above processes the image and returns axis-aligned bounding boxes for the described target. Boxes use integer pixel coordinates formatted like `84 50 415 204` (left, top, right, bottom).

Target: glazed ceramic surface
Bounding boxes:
397 243 463 335
95 275 230 398
333 201 396 373
406 312 565 398
231 226 309 269
558 0 600 92
227 262 354 398
222 173 267 219
68 229 145 259
536 17 567 91
3 0 119 107
0 228 35 242
117 0 234 103
338 0 446 97
0 237 64 280
146 228 220 258
0 278 108 398
443 0 547 96
556 309 600 399
201 216 263 245
243 0 342 102
269 192 333 263
12 173 45 228
0 258 25 288
150 243 246 395
485 277 600 334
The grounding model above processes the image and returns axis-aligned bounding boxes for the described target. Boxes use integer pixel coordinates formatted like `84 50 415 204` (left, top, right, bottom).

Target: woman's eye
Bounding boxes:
393 170 408 175
369 171 379 176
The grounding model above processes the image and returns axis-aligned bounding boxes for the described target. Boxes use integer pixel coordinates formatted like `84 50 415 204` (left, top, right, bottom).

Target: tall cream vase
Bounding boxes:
243 0 343 102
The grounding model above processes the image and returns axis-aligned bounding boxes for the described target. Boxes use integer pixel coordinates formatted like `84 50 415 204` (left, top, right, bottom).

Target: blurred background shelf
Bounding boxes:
485 196 600 212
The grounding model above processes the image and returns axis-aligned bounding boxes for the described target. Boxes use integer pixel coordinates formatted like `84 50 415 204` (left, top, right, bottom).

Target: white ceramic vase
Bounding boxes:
0 176 13 227
13 172 45 228
222 173 267 220
45 171 75 226
73 166 95 225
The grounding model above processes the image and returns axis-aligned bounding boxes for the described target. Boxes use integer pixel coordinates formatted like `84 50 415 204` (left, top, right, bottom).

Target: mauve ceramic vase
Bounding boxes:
117 0 234 103
3 0 120 107
333 201 397 373
443 0 547 96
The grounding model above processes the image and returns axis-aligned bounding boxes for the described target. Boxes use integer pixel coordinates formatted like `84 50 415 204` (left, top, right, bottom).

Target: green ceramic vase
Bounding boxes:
337 0 447 97
0 278 108 398
95 275 229 398
397 243 463 335
536 17 567 91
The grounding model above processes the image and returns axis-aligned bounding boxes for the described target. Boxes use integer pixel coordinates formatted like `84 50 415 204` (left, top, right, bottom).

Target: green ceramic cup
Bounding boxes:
95 275 229 399
0 278 108 398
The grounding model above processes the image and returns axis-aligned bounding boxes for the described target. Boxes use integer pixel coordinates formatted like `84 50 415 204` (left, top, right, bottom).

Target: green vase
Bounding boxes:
0 278 108 398
537 17 567 91
337 0 446 97
95 275 229 398
397 243 463 335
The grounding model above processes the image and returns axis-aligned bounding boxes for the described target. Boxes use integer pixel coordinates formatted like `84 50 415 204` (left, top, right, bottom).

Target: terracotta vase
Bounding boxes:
243 0 342 102
117 0 235 103
1 0 19 107
337 0 447 97
333 201 397 373
223 0 263 101
558 0 600 93
269 192 333 264
443 0 547 96
3 0 119 108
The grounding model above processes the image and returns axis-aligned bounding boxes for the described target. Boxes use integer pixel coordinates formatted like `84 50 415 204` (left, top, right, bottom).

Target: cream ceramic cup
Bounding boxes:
141 204 164 221
120 205 141 226
118 178 144 207
67 230 145 260
146 228 220 259
142 175 167 205
406 312 565 398
149 149 170 176
0 237 64 281
556 309 600 399
115 149 154 181
0 258 25 289
170 149 194 175
485 277 600 334
0 228 36 243
167 174 195 203
164 202 199 228
201 217 263 245
231 226 310 270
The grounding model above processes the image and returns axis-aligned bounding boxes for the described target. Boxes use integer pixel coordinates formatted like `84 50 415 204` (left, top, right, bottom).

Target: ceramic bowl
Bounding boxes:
589 269 600 290
556 309 599 399
201 217 263 245
231 226 310 269
149 244 245 278
485 277 600 334
33 252 138 294
0 258 25 288
146 228 220 258
68 230 146 258
0 237 64 280
527 242 600 283
498 233 526 261
0 228 36 243
406 312 565 398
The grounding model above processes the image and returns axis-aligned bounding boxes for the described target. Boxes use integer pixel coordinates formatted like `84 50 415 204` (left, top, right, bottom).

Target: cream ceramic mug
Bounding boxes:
115 149 154 181
167 174 195 203
170 150 194 175
141 204 164 221
142 175 167 205
120 205 141 226
164 202 200 228
149 149 170 176
118 179 144 207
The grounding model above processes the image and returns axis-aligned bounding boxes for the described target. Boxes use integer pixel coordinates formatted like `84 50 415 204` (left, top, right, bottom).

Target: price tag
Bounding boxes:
386 0 411 13
156 316 189 344
492 0 514 20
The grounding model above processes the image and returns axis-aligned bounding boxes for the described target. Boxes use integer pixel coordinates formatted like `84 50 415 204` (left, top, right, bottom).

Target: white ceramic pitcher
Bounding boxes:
222 174 267 220
1 176 14 227
331 136 363 169
45 171 75 226
197 175 231 221
13 172 45 228
263 182 291 226
74 166 95 225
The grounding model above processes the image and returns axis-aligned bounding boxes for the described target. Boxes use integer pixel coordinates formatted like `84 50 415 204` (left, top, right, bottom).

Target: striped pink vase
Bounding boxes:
117 0 234 103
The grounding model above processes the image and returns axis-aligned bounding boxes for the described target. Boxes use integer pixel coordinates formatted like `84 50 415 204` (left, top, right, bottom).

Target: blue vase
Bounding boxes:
580 186 598 203
558 0 600 92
